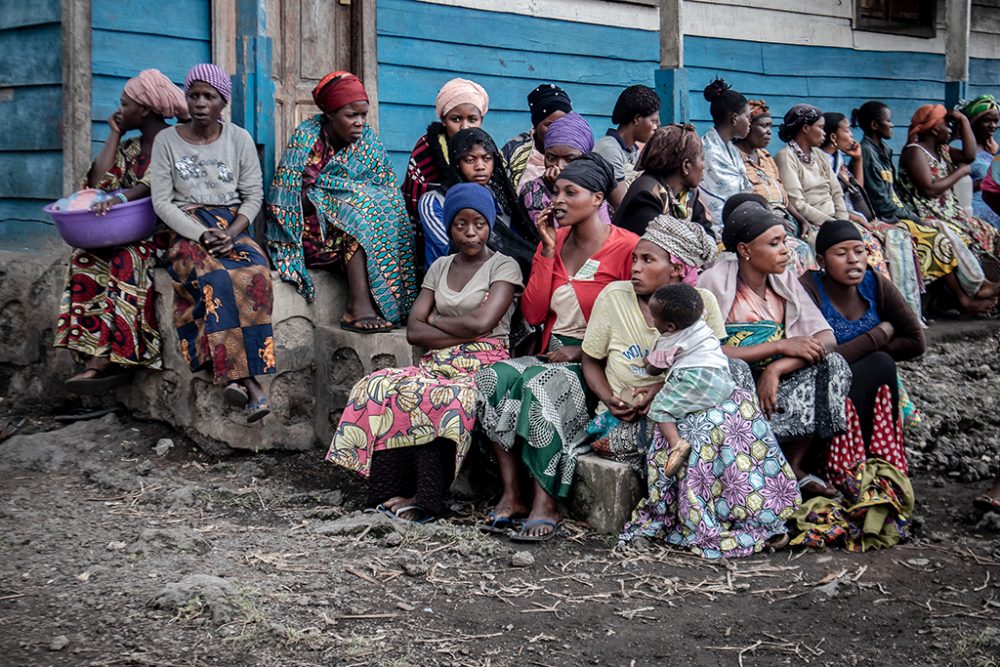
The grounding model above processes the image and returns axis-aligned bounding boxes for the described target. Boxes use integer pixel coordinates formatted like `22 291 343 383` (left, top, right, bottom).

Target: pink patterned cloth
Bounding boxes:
124 69 189 119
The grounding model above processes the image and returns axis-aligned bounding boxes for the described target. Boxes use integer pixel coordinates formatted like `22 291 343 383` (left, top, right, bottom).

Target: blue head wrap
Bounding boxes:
443 183 497 230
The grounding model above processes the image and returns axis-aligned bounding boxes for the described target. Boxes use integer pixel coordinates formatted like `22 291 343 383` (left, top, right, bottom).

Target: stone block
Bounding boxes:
312 324 418 446
0 250 75 401
115 268 350 453
568 454 643 534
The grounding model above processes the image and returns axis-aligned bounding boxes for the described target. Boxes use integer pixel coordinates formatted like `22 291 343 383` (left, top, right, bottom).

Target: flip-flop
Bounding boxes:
223 383 248 407
340 315 394 334
798 474 837 498
662 438 692 477
245 397 270 423
64 367 134 395
54 406 121 423
478 512 522 535
766 532 790 553
386 504 436 525
509 519 561 543
973 494 1000 513
0 418 26 443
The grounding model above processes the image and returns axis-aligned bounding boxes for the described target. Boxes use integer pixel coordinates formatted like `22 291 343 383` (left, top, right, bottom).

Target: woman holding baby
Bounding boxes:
582 214 799 559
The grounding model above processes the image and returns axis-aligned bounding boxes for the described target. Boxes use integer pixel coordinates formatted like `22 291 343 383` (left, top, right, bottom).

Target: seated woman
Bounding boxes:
475 154 638 541
401 78 489 221
581 214 799 558
58 69 188 392
519 112 610 225
327 185 521 522
800 221 925 492
267 72 416 332
961 95 1000 229
593 85 661 206
698 79 751 236
774 105 893 280
734 99 816 273
821 111 923 318
613 124 713 238
502 83 573 192
418 127 533 271
855 100 990 314
699 201 850 498
150 63 274 422
899 104 1000 308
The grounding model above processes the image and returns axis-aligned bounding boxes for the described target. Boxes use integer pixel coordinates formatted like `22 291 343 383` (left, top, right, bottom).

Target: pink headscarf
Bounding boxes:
123 69 189 120
435 78 489 119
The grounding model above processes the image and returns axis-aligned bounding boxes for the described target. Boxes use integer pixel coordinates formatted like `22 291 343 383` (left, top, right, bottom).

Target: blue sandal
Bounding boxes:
478 512 522 535
245 397 270 423
509 519 561 543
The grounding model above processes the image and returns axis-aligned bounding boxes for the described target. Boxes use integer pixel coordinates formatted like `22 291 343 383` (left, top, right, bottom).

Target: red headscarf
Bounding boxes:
908 104 947 144
312 72 368 114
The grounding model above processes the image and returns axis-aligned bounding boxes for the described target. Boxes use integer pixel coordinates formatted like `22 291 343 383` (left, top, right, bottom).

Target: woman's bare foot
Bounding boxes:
958 293 998 315
67 356 112 382
491 491 529 520
518 482 561 538
383 495 423 520
975 279 1000 300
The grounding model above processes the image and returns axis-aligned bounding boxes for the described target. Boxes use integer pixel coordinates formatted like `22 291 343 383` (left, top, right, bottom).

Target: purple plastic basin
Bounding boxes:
44 196 157 249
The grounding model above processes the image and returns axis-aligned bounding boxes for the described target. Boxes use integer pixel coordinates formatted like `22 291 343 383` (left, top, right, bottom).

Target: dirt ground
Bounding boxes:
1 326 998 667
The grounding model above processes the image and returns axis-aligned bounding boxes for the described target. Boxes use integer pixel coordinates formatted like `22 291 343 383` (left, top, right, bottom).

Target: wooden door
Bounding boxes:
270 0 378 154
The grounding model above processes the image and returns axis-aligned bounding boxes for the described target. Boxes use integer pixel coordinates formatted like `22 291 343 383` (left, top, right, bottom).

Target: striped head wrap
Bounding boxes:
184 63 231 103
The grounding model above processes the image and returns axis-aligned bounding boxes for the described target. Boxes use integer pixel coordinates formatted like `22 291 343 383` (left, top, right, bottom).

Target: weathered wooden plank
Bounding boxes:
62 0 92 197
0 24 62 86
0 0 60 31
0 86 63 151
376 63 648 116
970 57 1000 85
379 0 659 61
91 29 210 80
0 152 63 199
0 200 58 228
91 0 210 39
757 42 944 80
379 36 657 90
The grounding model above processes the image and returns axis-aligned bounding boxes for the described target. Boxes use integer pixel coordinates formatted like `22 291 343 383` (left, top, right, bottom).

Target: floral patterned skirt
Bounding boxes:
166 206 276 383
619 381 801 559
55 237 165 367
327 338 510 478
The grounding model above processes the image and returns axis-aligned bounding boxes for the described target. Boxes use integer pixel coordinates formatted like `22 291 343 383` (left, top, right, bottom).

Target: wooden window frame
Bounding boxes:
855 0 937 38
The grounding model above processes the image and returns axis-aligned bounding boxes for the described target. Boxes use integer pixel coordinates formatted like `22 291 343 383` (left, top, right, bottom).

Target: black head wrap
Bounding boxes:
778 104 823 143
556 152 615 198
815 220 863 256
443 127 534 245
528 83 572 127
722 201 785 252
448 127 497 160
722 192 770 228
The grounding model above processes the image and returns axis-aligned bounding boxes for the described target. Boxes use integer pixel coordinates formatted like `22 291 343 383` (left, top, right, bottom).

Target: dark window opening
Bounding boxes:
856 0 937 38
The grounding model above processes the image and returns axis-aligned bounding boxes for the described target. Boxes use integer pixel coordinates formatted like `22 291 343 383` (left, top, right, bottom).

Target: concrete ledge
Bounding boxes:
116 267 398 453
312 324 419 446
0 250 75 401
568 454 644 534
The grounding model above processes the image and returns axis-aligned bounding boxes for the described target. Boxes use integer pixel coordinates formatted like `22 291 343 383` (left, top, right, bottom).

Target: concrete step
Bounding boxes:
568 454 644 534
116 268 385 453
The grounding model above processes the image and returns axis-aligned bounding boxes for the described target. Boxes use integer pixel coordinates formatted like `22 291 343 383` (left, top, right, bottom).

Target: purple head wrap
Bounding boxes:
184 63 232 102
543 112 595 153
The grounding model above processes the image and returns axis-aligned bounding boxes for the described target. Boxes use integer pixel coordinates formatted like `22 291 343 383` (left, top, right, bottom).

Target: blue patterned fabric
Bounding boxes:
811 269 882 345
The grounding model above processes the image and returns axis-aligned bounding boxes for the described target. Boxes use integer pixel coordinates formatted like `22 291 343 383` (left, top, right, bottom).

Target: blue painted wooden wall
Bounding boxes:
90 0 211 152
0 1 63 239
377 0 1000 177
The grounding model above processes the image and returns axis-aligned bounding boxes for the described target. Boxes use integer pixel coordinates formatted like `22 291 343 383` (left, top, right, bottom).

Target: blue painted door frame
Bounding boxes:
230 0 275 210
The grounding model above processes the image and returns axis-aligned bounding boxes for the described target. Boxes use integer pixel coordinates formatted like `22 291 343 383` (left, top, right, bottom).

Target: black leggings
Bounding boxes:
366 439 456 516
848 351 899 447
